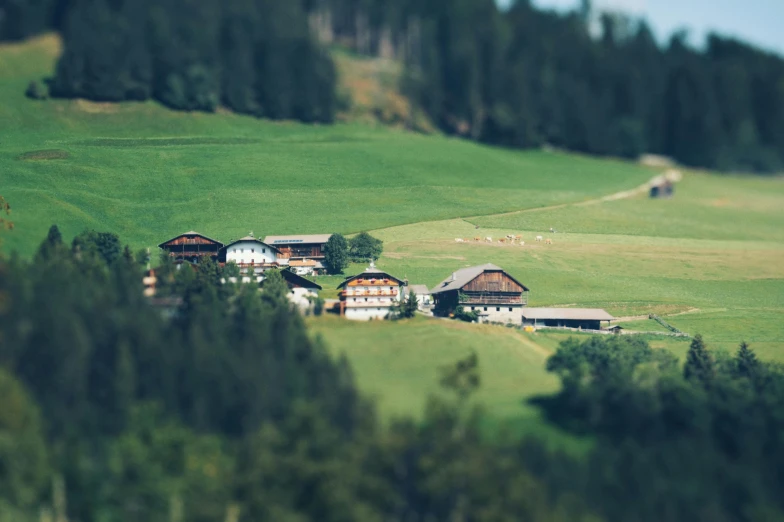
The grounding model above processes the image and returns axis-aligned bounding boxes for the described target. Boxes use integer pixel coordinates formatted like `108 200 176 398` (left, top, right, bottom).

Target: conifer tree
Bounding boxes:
684 334 714 385
735 341 759 379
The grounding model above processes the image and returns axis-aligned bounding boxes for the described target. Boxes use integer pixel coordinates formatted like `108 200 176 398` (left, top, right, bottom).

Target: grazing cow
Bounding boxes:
520 241 525 246
474 237 481 242
545 238 553 245
455 238 464 243
506 234 515 240
499 238 506 244
485 237 493 242
536 236 543 242
514 235 522 240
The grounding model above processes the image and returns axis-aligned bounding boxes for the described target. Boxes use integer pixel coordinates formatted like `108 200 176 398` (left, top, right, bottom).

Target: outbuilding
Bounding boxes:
521 308 614 331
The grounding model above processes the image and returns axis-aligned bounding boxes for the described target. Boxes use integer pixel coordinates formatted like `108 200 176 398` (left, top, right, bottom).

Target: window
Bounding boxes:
484 307 487 311
496 307 500 312
471 307 475 311
353 298 357 302
365 298 368 302
263 249 266 254
241 249 244 253
509 308 513 312
251 249 255 253
390 286 394 291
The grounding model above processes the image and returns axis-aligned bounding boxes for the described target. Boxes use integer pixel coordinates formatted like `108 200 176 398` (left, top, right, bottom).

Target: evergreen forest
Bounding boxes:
2 224 784 521
5 0 784 172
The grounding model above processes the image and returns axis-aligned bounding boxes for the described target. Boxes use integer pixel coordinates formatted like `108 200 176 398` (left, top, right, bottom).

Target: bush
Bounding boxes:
24 81 47 100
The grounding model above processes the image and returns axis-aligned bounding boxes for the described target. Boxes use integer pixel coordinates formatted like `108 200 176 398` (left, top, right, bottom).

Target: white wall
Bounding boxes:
465 304 523 325
345 306 394 321
225 241 277 266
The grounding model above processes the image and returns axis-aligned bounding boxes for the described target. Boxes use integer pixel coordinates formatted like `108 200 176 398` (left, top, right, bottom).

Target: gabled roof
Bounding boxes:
279 269 322 290
403 285 431 297
521 308 615 321
263 234 332 245
337 266 405 289
158 231 224 249
430 264 529 294
222 236 280 252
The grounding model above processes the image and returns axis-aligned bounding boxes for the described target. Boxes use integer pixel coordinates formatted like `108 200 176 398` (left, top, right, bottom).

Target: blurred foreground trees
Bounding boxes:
1 226 784 520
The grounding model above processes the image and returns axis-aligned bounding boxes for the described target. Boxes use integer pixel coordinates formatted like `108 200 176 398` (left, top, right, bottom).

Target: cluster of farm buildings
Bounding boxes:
155 231 616 330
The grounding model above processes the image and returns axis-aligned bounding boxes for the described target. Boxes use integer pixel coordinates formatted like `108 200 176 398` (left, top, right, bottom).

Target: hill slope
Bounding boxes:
1 35 652 256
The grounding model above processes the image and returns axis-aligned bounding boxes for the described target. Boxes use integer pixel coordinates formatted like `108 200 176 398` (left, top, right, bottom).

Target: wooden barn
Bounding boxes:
263 234 330 260
431 264 530 324
158 231 224 264
521 308 614 331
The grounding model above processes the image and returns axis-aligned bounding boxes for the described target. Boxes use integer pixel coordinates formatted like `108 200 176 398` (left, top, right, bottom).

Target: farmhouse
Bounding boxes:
158 231 224 264
221 235 281 273
431 264 529 325
521 308 614 331
263 234 330 274
337 264 405 321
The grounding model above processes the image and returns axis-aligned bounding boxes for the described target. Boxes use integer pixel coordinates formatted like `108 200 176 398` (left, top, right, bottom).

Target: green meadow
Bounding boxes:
1 35 651 257
3 35 784 430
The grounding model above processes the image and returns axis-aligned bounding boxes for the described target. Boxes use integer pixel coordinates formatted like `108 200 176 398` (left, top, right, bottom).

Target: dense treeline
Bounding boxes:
2 225 784 520
41 0 336 121
307 0 784 172
6 0 784 171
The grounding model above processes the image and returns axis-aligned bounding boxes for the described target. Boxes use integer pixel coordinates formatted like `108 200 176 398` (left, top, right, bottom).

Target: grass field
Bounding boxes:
3 35 784 436
1 35 652 257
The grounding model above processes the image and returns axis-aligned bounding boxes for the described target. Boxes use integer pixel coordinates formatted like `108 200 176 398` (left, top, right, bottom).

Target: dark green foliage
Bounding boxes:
735 341 760 378
4 225 784 521
324 233 349 274
537 335 784 521
453 305 479 323
48 0 336 122
349 231 383 262
308 0 784 172
24 81 47 100
684 334 715 385
71 229 121 265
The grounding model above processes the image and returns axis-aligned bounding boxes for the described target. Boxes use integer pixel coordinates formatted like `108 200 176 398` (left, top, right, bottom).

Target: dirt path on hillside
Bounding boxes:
514 334 553 358
464 171 681 222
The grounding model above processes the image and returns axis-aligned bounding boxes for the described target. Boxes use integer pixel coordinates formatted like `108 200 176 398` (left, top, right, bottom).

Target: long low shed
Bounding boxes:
521 308 614 331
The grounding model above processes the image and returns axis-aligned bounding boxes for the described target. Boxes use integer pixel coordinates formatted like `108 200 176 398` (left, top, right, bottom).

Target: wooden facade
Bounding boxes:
276 243 324 260
337 267 405 320
431 265 530 323
158 232 224 263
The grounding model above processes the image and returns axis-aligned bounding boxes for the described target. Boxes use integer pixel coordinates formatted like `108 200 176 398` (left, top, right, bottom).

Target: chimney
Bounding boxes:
450 272 456 282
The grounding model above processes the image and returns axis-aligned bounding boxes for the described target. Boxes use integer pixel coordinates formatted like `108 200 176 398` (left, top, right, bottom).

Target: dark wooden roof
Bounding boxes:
431 264 529 294
280 269 322 290
158 231 224 249
337 267 405 289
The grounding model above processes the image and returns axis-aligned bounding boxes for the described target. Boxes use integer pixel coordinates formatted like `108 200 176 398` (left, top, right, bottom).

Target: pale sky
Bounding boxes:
498 0 784 56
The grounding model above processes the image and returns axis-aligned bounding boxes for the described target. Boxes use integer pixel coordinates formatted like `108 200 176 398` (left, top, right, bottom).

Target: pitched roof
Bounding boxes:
337 266 405 289
279 269 322 290
263 234 332 245
158 231 224 249
403 284 431 297
222 236 280 252
430 264 529 294
521 308 615 321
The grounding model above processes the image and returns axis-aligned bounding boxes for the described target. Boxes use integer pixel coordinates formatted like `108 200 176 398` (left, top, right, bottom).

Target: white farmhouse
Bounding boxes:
337 263 405 321
222 235 282 274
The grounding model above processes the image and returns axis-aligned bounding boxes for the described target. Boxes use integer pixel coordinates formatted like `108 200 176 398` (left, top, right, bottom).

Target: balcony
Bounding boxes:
341 290 398 297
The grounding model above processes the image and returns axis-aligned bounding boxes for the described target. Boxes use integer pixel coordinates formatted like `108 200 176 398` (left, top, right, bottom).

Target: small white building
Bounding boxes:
402 284 432 309
222 235 280 274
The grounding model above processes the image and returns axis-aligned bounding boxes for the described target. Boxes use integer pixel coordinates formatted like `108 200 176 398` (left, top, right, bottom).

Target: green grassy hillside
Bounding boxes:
1 35 651 257
3 35 783 435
